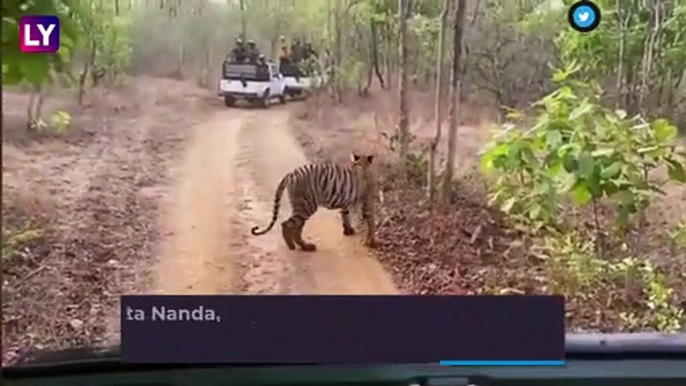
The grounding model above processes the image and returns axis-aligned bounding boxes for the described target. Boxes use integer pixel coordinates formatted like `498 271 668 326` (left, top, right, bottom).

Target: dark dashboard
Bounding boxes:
3 333 685 386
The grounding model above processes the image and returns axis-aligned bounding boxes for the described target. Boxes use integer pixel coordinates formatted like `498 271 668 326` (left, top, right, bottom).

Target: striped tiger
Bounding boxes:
250 153 378 251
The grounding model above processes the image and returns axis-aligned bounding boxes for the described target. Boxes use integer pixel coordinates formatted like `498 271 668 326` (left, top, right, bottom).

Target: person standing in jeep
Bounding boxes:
246 40 260 64
231 37 247 63
290 37 303 64
279 35 291 68
300 42 319 77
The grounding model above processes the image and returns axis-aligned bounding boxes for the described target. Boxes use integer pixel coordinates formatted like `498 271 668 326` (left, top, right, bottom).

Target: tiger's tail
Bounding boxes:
251 174 290 236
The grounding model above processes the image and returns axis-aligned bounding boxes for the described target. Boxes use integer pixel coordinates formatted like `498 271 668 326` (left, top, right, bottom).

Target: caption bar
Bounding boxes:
121 295 564 364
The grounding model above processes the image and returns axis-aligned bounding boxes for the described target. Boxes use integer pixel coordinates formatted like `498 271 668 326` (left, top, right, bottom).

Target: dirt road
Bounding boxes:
153 105 399 295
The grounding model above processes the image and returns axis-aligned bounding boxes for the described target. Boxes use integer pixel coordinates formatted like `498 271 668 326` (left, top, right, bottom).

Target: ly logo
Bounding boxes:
20 15 60 53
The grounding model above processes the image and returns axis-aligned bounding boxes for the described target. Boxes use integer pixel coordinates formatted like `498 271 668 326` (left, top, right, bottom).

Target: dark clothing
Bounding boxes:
231 46 246 62
305 46 317 59
246 47 260 64
290 43 303 63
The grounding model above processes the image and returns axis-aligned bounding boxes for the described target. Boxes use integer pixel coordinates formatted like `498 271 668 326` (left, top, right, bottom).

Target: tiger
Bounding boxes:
250 153 378 251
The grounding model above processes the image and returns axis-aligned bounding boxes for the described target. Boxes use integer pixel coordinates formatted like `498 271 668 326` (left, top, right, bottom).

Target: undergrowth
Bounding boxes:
1 221 44 263
376 64 686 332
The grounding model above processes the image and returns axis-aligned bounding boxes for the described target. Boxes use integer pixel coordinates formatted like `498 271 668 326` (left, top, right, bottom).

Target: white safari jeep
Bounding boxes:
280 62 323 99
218 60 287 108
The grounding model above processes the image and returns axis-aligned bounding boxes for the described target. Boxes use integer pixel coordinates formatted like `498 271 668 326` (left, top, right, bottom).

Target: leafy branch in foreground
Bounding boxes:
479 62 686 244
2 0 82 87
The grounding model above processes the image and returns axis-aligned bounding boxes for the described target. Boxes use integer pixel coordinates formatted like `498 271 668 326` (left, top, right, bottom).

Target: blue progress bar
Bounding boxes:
439 360 566 366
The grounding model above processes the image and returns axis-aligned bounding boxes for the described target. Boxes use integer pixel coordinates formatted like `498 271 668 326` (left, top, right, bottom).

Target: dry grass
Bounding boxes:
1 77 214 366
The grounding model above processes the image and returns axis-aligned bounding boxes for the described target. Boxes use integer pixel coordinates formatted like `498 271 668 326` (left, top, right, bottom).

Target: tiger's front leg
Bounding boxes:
340 208 356 236
361 200 377 248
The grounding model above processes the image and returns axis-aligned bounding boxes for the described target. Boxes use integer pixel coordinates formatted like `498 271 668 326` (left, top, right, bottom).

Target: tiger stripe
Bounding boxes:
250 153 377 251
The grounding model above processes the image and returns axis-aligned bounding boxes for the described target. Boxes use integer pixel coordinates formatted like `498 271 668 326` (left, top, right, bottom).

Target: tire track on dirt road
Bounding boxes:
153 109 248 294
154 104 399 295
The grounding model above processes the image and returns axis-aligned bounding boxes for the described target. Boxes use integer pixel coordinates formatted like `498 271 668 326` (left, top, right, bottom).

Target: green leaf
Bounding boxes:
577 151 595 178
615 109 627 119
492 154 508 169
507 140 523 162
601 162 622 179
666 159 686 182
521 146 538 165
652 118 677 142
57 45 72 63
571 180 593 205
563 154 578 172
614 190 635 206
551 68 567 83
569 100 593 120
592 148 615 157
488 189 504 207
501 197 517 213
603 182 619 196
20 54 51 87
505 108 522 120
2 17 18 44
586 170 603 197
637 146 660 154
60 35 76 51
559 173 578 193
529 204 543 220
3 63 24 85
546 130 563 148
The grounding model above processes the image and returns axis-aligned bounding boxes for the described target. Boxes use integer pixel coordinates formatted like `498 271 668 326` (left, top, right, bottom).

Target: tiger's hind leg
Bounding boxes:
282 213 317 252
340 209 355 236
292 218 317 251
280 219 297 250
284 183 317 251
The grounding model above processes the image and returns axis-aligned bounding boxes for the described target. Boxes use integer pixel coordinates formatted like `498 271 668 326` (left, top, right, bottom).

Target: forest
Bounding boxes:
2 0 686 364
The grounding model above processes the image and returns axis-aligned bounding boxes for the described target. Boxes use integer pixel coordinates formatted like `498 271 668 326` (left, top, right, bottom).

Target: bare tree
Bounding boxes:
427 0 450 202
370 19 385 89
616 0 631 110
441 0 467 203
239 0 247 39
397 0 412 177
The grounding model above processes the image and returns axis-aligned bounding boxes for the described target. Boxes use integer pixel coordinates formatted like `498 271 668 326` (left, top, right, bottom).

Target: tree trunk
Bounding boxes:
383 24 393 90
333 0 343 102
397 0 411 178
370 19 385 89
616 0 627 110
239 0 247 39
441 0 467 203
27 88 37 131
27 84 45 131
638 0 661 113
427 0 449 202
78 38 98 106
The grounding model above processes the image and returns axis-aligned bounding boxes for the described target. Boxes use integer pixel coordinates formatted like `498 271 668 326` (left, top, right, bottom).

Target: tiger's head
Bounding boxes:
350 152 378 199
350 152 374 169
